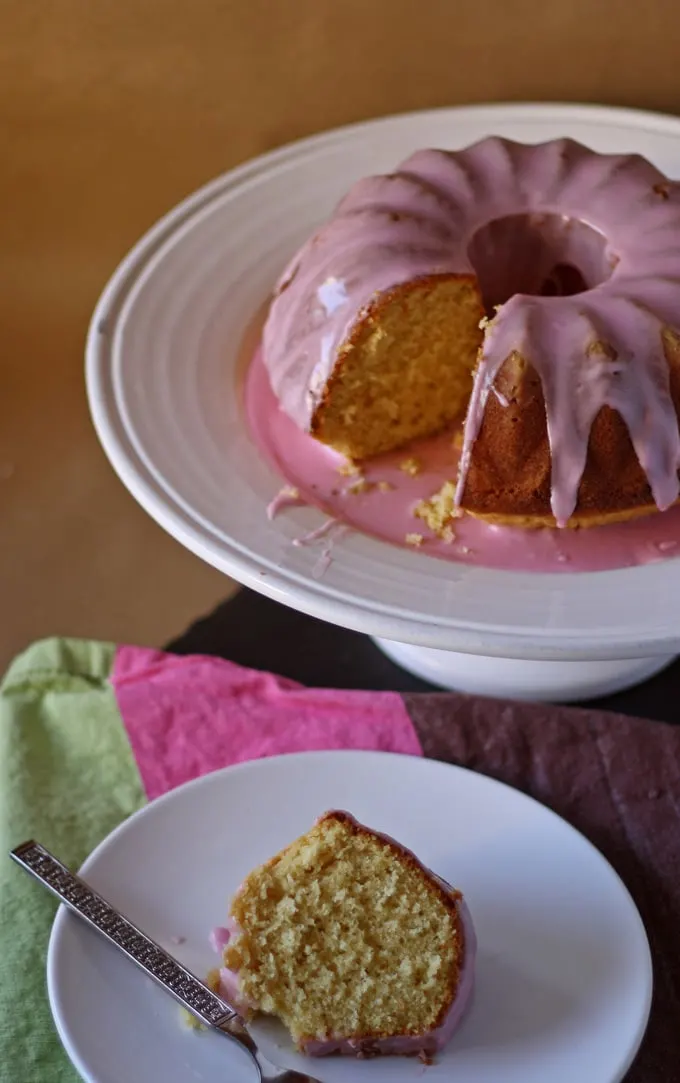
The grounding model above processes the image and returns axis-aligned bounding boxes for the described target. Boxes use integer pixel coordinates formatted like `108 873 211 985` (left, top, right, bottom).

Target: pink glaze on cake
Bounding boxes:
246 343 680 573
263 137 680 527
211 811 476 1059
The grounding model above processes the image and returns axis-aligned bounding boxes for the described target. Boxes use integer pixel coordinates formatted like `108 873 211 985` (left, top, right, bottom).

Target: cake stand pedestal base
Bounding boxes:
372 639 676 702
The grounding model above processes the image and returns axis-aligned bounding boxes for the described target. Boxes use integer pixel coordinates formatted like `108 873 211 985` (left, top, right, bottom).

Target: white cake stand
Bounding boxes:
86 102 680 701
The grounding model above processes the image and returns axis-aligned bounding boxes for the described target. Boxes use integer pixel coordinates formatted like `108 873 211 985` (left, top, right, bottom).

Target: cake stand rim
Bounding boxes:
86 101 680 662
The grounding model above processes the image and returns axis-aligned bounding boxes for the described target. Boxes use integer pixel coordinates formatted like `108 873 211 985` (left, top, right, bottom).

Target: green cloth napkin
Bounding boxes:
0 638 146 1083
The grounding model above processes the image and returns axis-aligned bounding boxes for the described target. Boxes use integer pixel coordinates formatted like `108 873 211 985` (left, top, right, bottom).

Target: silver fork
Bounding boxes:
10 840 321 1082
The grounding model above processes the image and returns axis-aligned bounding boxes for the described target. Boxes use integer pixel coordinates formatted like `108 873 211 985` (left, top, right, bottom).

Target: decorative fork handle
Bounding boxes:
10 840 239 1034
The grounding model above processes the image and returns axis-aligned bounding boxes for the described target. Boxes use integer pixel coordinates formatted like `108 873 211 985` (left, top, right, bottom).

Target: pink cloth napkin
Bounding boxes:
113 646 422 800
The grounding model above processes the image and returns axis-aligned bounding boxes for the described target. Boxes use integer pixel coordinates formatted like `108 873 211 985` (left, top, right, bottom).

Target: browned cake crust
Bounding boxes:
459 330 680 527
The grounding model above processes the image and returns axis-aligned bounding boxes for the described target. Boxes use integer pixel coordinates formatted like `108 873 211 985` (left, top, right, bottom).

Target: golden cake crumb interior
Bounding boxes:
311 276 484 460
223 813 461 1047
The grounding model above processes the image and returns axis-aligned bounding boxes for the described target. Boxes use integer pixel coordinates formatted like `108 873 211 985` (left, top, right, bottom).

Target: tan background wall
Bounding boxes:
2 0 679 671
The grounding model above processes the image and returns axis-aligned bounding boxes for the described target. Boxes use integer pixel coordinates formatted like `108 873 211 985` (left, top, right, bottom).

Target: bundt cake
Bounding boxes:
210 810 475 1059
262 137 680 528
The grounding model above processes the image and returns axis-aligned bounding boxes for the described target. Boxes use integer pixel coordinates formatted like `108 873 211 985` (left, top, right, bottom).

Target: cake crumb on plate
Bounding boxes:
414 480 456 535
400 457 422 476
337 459 362 477
347 478 375 495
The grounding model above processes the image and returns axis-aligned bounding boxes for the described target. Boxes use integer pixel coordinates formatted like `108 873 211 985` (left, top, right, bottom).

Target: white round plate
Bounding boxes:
48 751 651 1083
87 103 680 660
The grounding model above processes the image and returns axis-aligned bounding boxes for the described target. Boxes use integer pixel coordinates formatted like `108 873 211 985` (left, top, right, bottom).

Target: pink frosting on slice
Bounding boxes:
211 811 476 1058
209 925 231 954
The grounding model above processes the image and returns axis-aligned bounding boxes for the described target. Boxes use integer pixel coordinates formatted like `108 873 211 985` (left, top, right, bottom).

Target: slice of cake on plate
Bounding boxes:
210 810 475 1060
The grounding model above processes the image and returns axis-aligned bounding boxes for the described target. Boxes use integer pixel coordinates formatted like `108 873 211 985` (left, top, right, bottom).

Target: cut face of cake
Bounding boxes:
211 810 475 1059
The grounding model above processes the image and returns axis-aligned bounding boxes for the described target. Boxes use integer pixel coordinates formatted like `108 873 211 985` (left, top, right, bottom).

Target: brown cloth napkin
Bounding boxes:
404 693 680 1083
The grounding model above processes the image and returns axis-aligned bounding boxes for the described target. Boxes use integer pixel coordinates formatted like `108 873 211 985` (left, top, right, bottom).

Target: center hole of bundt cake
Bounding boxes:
467 213 613 315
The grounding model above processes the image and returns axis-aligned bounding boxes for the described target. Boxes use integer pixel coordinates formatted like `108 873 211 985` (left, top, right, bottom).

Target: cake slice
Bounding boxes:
210 810 475 1059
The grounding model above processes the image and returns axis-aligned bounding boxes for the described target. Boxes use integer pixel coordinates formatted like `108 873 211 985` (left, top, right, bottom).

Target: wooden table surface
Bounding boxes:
2 1 680 671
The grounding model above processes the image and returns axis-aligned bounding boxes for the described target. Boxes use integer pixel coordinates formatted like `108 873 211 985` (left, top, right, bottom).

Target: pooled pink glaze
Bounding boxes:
266 487 306 520
212 811 476 1058
290 519 350 578
262 137 680 528
247 343 680 573
291 517 343 546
